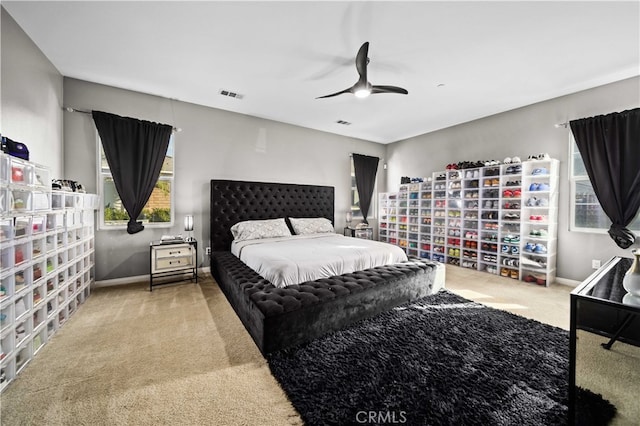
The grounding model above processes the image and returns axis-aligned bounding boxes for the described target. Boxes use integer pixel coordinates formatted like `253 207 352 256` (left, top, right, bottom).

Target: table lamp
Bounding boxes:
184 214 194 241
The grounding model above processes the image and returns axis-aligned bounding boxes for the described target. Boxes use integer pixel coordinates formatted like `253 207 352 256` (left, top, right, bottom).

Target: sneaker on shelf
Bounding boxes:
529 183 539 191
524 242 535 252
526 197 538 207
15 298 26 317
537 197 549 207
511 246 520 255
510 270 519 279
529 229 541 237
537 182 551 191
16 324 25 341
510 235 520 243
538 229 548 237
501 267 509 277
512 156 521 163
534 243 548 254
532 167 549 176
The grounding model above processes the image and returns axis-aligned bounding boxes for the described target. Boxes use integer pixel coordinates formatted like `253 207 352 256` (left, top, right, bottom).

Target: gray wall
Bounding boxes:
0 8 63 177
3 5 638 283
63 78 386 281
385 76 640 282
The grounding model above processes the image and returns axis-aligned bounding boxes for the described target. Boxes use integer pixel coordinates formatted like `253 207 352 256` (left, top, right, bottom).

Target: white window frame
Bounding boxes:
569 133 640 233
97 132 175 230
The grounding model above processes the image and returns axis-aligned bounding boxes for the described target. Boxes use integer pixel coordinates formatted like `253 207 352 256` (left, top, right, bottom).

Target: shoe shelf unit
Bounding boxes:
479 165 501 275
0 153 98 392
379 158 559 286
461 168 480 270
418 180 432 260
520 159 559 285
431 173 447 263
378 192 398 245
498 163 524 280
397 186 408 251
406 184 421 257
445 170 463 267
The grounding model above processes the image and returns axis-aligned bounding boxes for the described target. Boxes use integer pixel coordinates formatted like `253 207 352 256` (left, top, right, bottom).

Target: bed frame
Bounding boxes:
209 179 443 354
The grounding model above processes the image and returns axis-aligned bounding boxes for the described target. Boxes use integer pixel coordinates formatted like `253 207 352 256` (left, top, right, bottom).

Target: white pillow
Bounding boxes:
230 218 291 242
289 217 334 235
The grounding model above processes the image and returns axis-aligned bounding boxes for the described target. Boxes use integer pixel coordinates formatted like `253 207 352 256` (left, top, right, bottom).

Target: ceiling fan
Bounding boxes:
317 41 408 99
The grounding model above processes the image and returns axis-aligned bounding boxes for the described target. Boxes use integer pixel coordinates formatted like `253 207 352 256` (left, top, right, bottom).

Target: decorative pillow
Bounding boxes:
231 218 291 241
289 217 334 235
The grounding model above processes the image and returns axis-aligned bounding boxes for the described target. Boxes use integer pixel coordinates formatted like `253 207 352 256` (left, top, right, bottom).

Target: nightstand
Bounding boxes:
149 239 197 291
344 226 373 240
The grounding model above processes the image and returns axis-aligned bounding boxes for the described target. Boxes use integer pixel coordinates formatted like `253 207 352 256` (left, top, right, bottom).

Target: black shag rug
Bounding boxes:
267 290 616 426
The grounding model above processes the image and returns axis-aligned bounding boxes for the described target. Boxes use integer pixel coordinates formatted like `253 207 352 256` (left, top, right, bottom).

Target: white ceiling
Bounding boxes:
4 1 639 144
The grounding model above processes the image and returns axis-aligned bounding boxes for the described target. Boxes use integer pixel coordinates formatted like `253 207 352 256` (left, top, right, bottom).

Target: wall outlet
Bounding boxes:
205 247 211 255
592 259 601 269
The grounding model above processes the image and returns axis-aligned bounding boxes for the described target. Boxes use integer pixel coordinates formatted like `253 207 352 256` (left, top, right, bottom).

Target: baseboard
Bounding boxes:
555 277 581 287
94 267 211 288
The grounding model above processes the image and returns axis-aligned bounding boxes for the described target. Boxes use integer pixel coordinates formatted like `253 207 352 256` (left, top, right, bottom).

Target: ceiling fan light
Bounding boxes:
354 88 371 98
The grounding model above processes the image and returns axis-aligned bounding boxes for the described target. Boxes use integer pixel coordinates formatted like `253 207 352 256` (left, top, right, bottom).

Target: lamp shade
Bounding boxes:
184 215 194 232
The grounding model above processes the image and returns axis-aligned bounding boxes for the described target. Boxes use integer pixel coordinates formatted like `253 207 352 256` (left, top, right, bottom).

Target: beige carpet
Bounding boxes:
1 266 638 425
0 278 302 425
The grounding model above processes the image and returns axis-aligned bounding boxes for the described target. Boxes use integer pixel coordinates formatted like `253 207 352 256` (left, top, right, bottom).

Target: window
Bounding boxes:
98 135 175 229
350 157 376 219
569 136 640 232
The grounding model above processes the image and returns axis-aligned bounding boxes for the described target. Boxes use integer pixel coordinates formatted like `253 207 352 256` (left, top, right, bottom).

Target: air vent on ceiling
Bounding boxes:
219 89 243 100
336 120 351 125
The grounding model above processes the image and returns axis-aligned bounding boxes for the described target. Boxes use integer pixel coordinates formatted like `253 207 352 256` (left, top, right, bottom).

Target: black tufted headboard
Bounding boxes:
210 180 335 251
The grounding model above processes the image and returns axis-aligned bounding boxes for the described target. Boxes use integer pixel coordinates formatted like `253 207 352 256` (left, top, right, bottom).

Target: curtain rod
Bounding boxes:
63 107 182 132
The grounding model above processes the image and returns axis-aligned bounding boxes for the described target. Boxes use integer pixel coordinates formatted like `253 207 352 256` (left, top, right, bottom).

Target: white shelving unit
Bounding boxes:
498 162 523 280
461 168 480 270
378 192 398 246
418 180 433 260
431 172 447 263
445 169 463 267
0 153 98 392
520 159 559 286
379 158 560 286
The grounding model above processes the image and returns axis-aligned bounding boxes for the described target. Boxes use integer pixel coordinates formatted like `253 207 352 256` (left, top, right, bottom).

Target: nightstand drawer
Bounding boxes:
154 245 193 259
155 256 193 271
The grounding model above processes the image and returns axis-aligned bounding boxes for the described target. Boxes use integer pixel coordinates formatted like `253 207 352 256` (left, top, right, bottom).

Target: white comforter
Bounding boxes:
231 233 409 288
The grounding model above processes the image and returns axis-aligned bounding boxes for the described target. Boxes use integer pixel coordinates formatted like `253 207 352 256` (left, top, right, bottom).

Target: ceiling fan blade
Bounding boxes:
371 85 408 95
355 41 369 83
316 87 354 99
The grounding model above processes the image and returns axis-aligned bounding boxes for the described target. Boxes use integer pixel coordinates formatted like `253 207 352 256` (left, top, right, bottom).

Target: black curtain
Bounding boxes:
353 154 380 224
92 111 173 234
570 108 640 249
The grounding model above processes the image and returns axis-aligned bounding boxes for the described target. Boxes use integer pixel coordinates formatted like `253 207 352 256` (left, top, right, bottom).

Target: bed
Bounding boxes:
209 179 445 354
